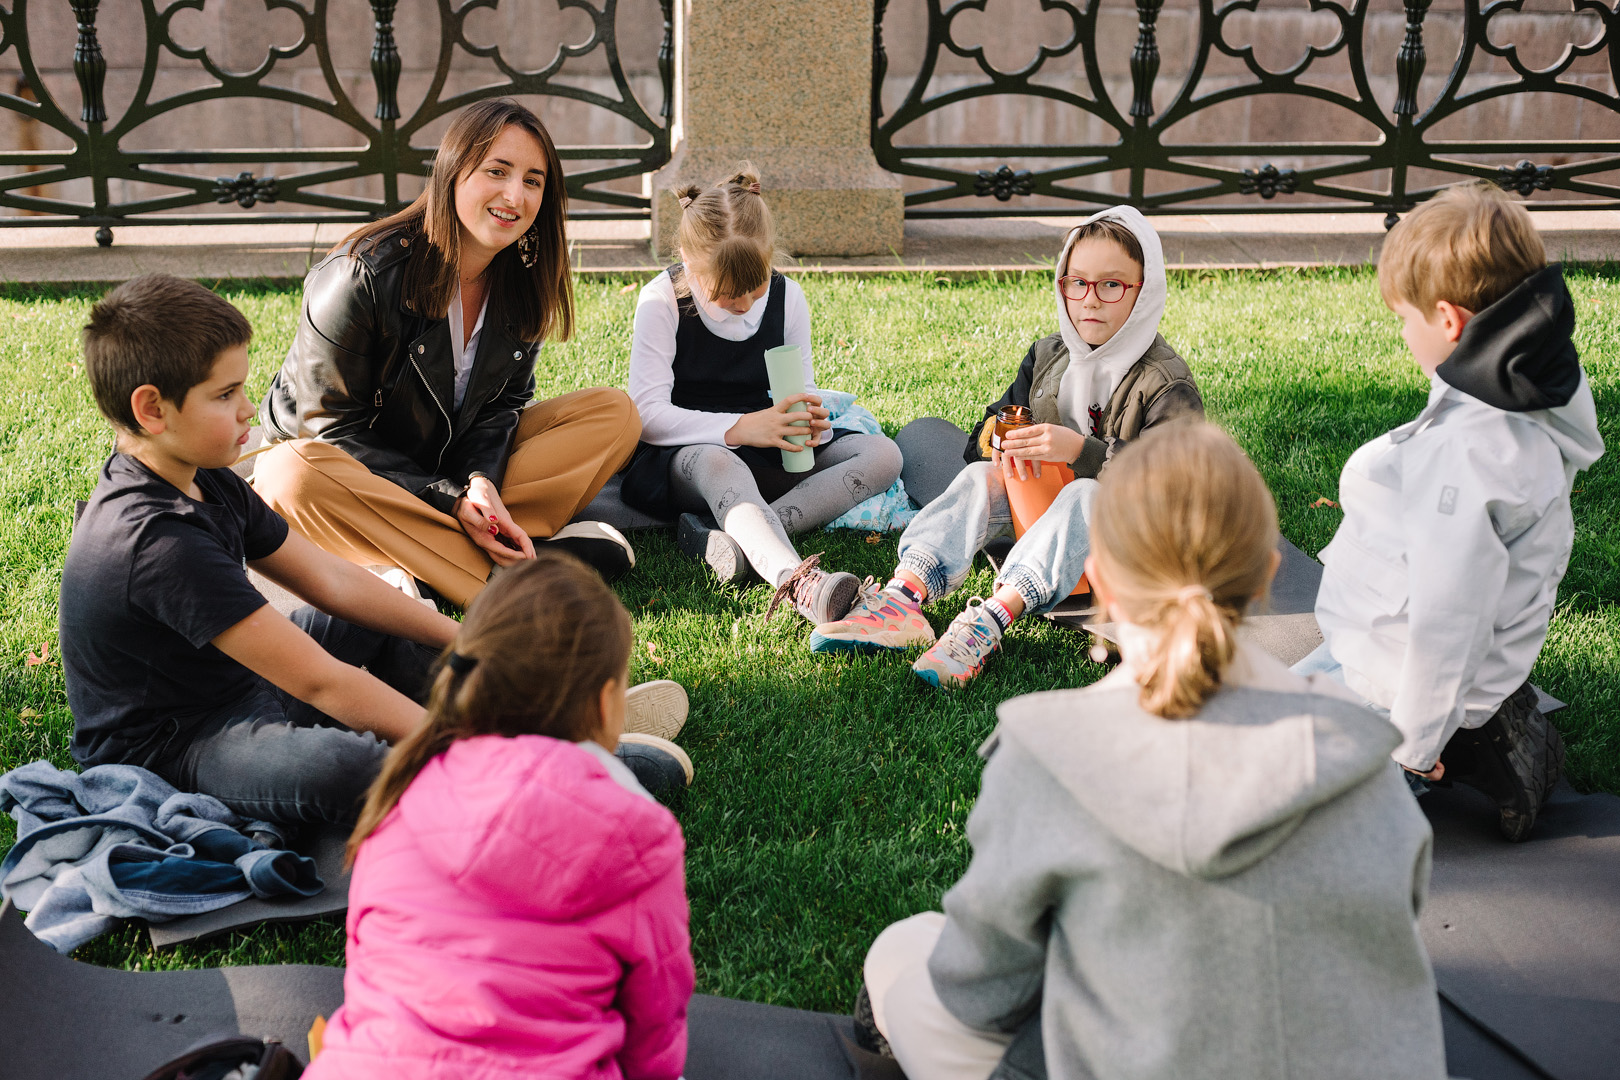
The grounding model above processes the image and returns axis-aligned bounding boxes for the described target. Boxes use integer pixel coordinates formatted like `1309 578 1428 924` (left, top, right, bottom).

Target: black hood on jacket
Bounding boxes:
1436 263 1580 412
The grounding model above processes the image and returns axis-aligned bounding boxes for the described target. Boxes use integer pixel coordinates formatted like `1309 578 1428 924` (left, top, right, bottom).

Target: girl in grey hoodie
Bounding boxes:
861 422 1448 1080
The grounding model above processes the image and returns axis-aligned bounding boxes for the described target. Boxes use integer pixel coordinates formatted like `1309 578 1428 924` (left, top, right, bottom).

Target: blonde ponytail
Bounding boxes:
1090 422 1277 720
675 161 775 301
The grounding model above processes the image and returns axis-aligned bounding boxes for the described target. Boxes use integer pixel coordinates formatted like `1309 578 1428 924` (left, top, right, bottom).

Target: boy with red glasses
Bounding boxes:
812 208 1203 687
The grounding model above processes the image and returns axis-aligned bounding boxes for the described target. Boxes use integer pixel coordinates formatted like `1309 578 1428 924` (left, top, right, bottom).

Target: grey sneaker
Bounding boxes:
677 512 749 585
625 679 690 741
766 554 861 624
1440 681 1564 842
615 733 694 798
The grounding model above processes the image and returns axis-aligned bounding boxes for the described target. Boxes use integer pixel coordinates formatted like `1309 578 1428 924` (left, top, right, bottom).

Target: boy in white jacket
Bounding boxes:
1298 183 1604 841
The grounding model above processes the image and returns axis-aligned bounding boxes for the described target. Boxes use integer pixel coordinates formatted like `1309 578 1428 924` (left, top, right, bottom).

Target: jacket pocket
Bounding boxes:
1322 534 1408 615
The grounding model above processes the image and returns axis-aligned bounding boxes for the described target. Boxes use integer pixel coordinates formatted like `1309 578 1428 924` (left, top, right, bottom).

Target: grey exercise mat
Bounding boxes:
0 898 344 1078
146 825 352 948
1421 780 1620 1080
0 893 1559 1080
894 416 971 508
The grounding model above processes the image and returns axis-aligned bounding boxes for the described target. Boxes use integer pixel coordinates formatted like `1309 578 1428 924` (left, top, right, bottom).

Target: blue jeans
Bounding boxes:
144 607 436 827
896 461 1096 615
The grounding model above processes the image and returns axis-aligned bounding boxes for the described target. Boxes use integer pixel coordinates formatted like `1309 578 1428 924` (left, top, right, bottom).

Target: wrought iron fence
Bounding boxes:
873 0 1620 222
0 0 673 242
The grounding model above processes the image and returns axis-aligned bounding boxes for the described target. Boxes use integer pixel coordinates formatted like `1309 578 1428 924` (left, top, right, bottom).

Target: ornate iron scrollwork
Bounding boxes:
872 0 1620 221
213 172 280 208
1238 165 1298 199
975 166 1035 201
1497 161 1555 196
0 0 674 231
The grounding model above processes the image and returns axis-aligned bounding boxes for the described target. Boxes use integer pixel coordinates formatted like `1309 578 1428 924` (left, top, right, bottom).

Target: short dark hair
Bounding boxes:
82 275 252 433
1068 218 1144 271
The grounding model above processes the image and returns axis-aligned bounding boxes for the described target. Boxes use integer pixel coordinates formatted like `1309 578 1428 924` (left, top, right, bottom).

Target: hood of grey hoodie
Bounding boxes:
993 684 1402 879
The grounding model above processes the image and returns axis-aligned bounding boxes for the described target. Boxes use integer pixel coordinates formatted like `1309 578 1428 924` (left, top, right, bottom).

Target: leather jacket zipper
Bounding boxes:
408 352 454 471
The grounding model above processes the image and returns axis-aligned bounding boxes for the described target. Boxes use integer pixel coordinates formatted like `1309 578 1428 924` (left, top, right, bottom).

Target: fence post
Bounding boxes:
1387 0 1431 226
1128 0 1163 205
651 0 904 257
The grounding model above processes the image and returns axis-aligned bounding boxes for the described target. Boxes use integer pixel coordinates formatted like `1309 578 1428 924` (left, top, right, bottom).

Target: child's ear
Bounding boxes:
128 384 170 436
1435 300 1475 342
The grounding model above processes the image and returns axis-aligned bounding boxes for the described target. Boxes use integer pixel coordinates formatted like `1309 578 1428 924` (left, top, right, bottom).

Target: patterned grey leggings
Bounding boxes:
669 434 903 586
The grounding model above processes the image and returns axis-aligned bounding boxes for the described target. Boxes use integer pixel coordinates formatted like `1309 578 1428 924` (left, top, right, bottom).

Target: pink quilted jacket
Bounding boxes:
305 734 693 1080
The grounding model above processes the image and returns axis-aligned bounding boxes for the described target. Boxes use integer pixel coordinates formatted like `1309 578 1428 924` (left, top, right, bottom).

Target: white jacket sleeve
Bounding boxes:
627 277 742 447
1390 436 1513 771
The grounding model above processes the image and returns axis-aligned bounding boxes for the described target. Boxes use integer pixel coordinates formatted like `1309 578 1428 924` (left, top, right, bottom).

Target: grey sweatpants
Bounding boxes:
669 434 903 586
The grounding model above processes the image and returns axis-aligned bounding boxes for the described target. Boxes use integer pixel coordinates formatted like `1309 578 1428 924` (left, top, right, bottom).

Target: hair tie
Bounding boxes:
747 182 761 195
1175 585 1214 605
677 194 694 209
446 650 479 676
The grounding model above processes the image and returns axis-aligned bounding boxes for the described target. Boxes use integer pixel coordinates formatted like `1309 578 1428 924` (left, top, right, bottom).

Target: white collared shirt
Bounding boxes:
448 279 490 411
628 269 815 447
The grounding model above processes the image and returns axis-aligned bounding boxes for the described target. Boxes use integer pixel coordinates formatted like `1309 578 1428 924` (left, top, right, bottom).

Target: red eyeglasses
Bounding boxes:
1058 277 1144 303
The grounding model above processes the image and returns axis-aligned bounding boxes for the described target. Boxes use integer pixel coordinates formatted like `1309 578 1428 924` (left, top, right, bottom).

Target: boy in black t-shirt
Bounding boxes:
60 275 460 825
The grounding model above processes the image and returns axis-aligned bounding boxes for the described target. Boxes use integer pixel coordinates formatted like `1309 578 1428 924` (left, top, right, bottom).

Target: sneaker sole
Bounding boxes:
676 514 749 586
813 572 864 624
1496 687 1564 842
618 732 694 785
808 629 932 654
624 679 689 741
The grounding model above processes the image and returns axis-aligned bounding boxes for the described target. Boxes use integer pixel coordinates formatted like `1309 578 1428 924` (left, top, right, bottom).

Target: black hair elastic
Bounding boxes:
446 650 479 677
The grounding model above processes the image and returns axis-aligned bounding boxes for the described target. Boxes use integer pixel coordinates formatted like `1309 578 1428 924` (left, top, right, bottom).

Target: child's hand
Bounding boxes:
997 423 1085 473
455 476 535 567
726 394 832 452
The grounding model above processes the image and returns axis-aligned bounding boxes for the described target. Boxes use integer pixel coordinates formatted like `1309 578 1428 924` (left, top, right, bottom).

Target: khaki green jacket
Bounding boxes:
968 332 1203 478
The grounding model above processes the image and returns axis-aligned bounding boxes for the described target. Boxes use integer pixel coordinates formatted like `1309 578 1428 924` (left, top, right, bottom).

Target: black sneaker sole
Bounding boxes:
676 513 749 586
1441 682 1563 842
852 984 894 1059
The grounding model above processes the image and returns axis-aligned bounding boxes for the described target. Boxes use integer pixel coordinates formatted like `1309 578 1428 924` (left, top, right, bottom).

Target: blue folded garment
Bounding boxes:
0 760 323 952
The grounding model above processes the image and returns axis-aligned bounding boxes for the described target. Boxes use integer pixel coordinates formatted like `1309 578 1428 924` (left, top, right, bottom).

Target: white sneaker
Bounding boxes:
625 679 689 740
366 565 436 609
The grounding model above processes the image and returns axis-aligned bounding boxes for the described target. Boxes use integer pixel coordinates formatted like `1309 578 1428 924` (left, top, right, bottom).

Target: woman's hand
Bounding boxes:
997 423 1086 480
725 393 832 453
455 475 535 567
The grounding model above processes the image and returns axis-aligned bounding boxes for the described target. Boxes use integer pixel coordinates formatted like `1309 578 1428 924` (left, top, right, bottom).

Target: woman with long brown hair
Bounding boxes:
255 98 641 606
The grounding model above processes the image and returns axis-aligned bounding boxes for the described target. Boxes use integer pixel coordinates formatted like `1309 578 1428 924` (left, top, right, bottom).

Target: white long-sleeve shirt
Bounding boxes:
628 269 815 447
1315 375 1603 770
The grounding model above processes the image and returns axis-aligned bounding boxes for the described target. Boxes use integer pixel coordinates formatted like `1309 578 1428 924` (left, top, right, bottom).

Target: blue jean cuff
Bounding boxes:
896 549 949 603
996 564 1053 615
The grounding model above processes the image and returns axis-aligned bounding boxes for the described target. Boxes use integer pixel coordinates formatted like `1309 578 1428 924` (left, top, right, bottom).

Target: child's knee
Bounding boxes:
865 911 948 1024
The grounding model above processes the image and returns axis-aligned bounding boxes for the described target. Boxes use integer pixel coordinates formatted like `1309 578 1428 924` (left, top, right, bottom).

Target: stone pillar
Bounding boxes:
652 0 904 259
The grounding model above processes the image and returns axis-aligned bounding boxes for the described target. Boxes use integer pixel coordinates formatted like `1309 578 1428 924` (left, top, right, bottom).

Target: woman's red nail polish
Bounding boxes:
489 524 499 535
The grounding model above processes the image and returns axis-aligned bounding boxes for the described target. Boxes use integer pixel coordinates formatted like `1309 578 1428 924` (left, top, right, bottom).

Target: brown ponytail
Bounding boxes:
1090 422 1278 719
675 161 775 302
346 552 633 865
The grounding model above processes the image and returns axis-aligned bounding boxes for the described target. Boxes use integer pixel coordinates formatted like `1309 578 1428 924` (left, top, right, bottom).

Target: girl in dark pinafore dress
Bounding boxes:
620 164 902 624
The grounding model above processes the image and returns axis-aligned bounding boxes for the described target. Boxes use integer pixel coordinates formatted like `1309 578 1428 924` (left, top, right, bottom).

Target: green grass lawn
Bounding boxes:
2 267 1617 1010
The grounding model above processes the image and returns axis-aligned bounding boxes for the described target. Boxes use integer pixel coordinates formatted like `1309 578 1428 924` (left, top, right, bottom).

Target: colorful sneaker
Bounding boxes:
810 584 936 654
766 554 862 624
911 599 1003 689
625 679 690 741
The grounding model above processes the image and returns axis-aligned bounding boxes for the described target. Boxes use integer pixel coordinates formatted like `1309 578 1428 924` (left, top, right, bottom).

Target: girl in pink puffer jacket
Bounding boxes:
306 554 694 1080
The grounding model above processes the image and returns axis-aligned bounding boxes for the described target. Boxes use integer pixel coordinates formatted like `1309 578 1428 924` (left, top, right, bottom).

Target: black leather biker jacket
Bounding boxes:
259 228 540 515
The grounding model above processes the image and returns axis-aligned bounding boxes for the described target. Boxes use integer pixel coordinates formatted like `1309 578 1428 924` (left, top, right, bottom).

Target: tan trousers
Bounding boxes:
865 912 1013 1080
254 388 640 608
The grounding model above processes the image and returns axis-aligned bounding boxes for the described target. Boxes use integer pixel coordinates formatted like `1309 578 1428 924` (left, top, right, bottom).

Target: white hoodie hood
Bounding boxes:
1052 206 1168 432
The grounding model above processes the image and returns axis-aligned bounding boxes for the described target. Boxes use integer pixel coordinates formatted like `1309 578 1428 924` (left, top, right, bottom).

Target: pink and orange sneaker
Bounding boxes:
809 584 936 654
